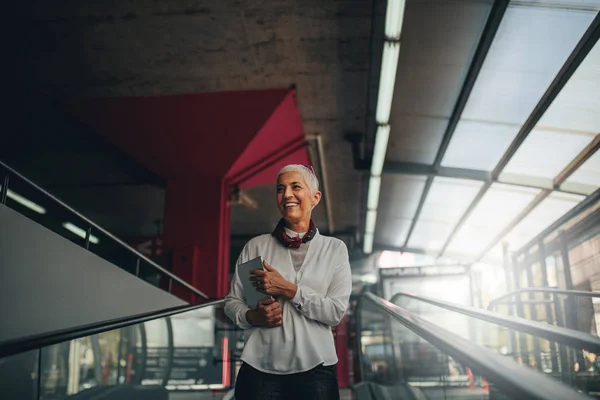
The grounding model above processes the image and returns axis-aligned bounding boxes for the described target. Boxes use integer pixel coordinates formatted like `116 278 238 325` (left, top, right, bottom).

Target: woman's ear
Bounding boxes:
312 191 322 208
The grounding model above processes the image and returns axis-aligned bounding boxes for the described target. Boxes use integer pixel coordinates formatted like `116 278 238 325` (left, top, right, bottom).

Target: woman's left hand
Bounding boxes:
250 260 297 299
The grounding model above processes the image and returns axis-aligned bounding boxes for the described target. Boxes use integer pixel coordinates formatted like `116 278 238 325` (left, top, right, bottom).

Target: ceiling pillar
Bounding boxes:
163 177 230 300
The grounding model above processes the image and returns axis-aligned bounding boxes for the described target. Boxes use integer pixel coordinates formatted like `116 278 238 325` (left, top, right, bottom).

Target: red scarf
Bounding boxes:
271 218 317 249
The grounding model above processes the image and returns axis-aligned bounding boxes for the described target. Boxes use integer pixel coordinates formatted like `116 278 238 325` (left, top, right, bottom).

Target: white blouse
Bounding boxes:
224 230 352 375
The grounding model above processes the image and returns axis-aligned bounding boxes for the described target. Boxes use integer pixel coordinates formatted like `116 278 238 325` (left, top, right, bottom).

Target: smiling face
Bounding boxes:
276 171 321 227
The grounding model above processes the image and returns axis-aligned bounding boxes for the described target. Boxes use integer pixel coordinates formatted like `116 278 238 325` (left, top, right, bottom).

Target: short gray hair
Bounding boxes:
277 164 320 195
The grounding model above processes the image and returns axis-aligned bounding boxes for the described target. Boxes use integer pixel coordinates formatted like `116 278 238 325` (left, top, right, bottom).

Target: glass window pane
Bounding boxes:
387 116 447 164
171 307 215 348
144 319 168 348
502 129 594 180
441 120 518 170
562 150 600 191
503 40 600 181
388 1 492 164
442 6 596 170
445 183 541 258
535 40 600 134
503 192 585 250
481 244 504 267
408 178 483 252
376 175 427 248
461 6 595 124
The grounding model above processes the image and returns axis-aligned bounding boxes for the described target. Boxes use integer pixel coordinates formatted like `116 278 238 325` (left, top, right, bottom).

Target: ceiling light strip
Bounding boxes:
385 0 406 40
375 42 401 125
62 222 100 244
364 0 406 254
0 185 47 214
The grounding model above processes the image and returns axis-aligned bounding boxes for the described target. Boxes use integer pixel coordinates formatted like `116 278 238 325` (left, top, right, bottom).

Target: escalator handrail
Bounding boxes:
390 291 600 353
0 299 225 359
0 159 208 301
364 293 591 400
488 287 600 310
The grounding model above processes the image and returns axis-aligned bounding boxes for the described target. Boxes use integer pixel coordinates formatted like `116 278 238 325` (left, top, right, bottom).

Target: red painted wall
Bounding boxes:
68 89 307 301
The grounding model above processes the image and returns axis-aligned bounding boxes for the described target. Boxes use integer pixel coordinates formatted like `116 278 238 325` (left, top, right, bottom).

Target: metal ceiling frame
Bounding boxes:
374 7 600 262
553 134 600 188
437 12 600 259
473 134 600 262
401 0 509 250
516 187 600 260
384 160 596 195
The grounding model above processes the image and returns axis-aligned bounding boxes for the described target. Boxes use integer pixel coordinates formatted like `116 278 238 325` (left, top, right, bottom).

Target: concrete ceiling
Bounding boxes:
6 0 375 246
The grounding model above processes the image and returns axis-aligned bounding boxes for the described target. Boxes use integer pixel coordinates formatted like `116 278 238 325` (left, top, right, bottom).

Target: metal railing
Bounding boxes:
390 292 600 353
488 287 600 311
363 293 591 400
0 298 225 359
0 160 208 302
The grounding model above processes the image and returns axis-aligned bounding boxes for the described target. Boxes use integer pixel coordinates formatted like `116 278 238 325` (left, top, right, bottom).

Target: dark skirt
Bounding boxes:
234 362 340 400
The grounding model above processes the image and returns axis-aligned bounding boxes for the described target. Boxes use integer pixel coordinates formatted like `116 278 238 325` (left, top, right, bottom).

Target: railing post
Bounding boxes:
135 258 140 277
85 227 92 250
512 254 529 365
502 243 517 356
553 294 571 385
525 257 543 372
539 241 559 373
559 231 584 375
1 175 9 204
36 347 43 399
168 277 173 293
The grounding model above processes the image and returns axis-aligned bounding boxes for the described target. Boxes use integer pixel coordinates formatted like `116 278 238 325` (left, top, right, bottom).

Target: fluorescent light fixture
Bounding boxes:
385 0 406 40
363 232 374 254
0 185 46 214
367 176 382 210
62 222 100 244
371 125 391 176
365 209 377 234
376 41 400 124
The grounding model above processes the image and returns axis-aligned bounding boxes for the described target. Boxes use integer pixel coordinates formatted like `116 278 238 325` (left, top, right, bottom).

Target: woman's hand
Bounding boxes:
250 261 298 299
246 298 282 328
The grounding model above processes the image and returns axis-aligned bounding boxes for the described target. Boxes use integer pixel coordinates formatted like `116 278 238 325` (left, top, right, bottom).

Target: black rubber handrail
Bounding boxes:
364 293 591 400
390 292 600 353
0 299 224 359
0 160 208 301
488 287 600 310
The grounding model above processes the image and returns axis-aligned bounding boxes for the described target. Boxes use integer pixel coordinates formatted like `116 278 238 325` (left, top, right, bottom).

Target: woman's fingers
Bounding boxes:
267 313 283 326
258 298 275 308
250 269 267 276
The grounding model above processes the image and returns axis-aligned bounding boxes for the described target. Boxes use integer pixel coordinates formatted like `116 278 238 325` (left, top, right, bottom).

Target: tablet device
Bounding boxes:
238 256 272 309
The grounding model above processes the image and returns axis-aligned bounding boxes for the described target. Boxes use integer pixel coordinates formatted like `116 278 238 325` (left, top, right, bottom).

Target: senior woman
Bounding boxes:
224 164 352 400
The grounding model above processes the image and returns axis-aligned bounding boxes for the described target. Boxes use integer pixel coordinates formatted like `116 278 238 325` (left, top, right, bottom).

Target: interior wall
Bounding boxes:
0 204 186 344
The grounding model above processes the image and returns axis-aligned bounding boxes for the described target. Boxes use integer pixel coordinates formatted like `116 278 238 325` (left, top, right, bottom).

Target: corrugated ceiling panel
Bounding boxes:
387 0 493 164
408 177 484 253
445 183 541 258
442 5 596 170
375 175 427 248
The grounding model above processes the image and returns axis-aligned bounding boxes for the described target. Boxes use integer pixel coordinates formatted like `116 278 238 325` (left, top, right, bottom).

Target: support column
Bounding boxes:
163 177 230 301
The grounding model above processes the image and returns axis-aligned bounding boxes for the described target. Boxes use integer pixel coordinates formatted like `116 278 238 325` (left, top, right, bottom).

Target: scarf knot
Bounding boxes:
271 219 317 249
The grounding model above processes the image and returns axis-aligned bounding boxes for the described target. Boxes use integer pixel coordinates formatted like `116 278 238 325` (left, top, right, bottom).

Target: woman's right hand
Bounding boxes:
246 298 282 328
